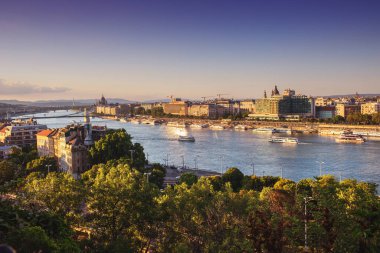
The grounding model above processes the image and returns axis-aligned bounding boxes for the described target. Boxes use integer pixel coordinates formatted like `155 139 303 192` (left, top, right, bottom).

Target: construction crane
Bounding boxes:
216 94 228 100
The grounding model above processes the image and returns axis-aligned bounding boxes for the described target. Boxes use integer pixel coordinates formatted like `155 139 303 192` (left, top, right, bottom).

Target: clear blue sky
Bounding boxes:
0 0 379 101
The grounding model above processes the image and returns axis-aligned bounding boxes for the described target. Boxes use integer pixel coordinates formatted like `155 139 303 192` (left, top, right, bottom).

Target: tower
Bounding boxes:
83 108 94 146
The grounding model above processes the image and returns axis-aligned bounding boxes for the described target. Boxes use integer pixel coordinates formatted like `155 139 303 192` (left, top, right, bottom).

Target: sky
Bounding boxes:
0 0 379 101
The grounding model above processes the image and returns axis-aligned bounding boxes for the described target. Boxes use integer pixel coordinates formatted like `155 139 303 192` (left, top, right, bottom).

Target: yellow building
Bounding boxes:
361 103 380 115
336 103 361 117
162 98 190 116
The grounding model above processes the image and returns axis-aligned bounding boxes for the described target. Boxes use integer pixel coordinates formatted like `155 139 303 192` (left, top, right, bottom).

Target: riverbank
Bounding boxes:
103 114 380 135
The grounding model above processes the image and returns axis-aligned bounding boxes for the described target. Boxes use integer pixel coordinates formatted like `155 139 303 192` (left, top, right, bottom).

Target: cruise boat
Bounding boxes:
210 125 225 130
253 127 277 134
275 128 292 134
336 134 365 143
178 135 195 142
190 124 209 129
142 119 160 125
119 118 128 123
269 137 299 144
234 125 248 130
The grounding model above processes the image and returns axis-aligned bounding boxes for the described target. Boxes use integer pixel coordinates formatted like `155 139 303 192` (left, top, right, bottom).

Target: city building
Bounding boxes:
251 85 315 120
95 95 130 116
335 103 361 118
361 102 380 115
36 112 106 178
0 144 18 159
239 100 256 114
316 106 336 119
162 98 190 116
315 97 335 107
0 119 47 147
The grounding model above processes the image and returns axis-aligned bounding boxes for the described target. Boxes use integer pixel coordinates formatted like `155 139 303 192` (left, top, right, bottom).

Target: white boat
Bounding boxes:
336 134 365 143
234 125 248 130
142 119 160 125
178 135 195 142
131 119 141 124
210 125 225 130
119 118 128 123
253 127 277 134
275 128 292 134
190 124 209 129
269 137 299 144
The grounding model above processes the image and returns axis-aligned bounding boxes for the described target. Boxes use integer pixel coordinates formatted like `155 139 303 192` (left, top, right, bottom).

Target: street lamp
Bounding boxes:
194 156 199 170
316 161 325 177
129 150 135 164
251 160 255 176
180 155 185 169
146 153 149 164
219 155 224 175
281 167 283 178
144 172 152 183
46 164 52 174
304 196 313 250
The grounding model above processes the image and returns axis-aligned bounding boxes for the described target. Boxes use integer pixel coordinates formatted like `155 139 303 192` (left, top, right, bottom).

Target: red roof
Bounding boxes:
36 129 54 137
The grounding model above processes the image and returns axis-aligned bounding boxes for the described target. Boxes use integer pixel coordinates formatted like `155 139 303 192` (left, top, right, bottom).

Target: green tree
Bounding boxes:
84 163 159 252
26 156 58 174
22 172 84 223
0 160 21 186
89 129 146 168
222 167 244 192
178 172 198 186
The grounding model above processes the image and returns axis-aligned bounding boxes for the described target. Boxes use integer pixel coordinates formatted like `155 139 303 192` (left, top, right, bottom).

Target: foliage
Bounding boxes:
222 167 244 192
89 129 146 168
0 160 21 186
83 163 160 252
178 172 198 186
26 156 58 174
22 172 84 223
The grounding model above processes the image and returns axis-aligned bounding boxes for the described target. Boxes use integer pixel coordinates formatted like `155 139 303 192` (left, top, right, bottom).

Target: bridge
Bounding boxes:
15 111 87 120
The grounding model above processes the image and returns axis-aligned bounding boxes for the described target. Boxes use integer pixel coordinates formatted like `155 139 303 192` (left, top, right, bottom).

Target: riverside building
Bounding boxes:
251 85 315 120
0 119 47 147
36 110 106 178
361 102 380 115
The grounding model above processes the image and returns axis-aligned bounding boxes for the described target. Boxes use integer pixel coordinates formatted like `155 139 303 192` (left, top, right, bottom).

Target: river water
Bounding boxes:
21 110 380 187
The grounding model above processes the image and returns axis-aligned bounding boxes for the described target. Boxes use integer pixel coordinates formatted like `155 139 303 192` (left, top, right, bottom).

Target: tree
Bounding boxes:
147 163 166 188
178 172 198 186
22 172 84 223
222 167 244 192
26 156 58 174
84 163 160 252
0 160 21 186
89 129 146 168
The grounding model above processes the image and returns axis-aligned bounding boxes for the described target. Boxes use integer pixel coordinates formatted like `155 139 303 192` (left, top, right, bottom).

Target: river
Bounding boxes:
20 110 380 187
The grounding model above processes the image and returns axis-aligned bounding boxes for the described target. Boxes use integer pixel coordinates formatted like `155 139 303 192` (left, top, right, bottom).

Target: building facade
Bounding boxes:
335 104 361 118
361 102 380 115
36 114 106 178
162 98 190 116
0 119 47 147
251 85 314 120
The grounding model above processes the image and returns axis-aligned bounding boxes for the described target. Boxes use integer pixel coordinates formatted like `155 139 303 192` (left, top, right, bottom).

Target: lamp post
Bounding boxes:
316 161 325 177
146 153 149 164
251 161 255 176
194 156 198 170
144 172 152 183
304 197 313 250
180 155 185 169
46 164 52 174
219 155 224 175
129 150 135 164
281 167 283 178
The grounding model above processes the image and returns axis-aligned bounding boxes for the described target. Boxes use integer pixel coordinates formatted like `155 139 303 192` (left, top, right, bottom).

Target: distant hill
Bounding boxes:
323 93 380 98
0 98 137 107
